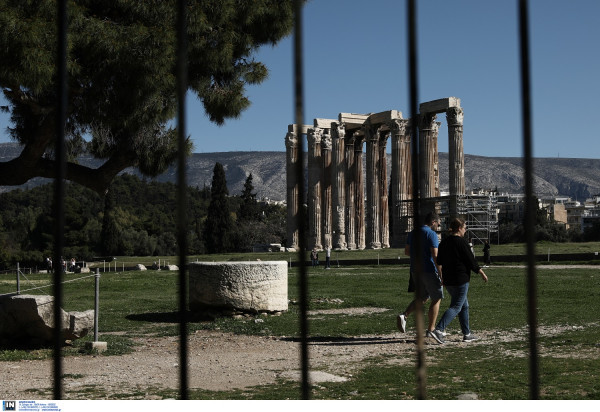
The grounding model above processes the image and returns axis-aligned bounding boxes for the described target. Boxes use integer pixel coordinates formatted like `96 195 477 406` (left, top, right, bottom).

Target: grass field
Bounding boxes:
1 249 599 399
57 241 600 270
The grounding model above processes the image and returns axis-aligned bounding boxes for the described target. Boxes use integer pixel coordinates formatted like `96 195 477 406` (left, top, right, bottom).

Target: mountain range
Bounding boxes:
1 143 599 201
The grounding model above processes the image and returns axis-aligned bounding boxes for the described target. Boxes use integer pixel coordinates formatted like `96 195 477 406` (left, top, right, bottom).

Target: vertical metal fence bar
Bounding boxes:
406 0 427 400
94 269 100 342
53 0 68 400
16 263 20 294
518 0 540 399
293 0 310 400
176 0 190 400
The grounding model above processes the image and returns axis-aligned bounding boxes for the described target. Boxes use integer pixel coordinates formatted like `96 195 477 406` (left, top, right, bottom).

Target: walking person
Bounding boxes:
483 240 491 267
310 248 319 267
325 247 331 269
429 218 488 344
397 212 444 340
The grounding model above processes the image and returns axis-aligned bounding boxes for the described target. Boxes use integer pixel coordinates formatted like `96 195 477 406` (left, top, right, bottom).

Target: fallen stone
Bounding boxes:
0 294 94 347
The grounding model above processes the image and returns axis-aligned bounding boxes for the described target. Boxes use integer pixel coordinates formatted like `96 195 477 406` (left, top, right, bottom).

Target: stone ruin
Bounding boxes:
285 97 465 251
188 261 288 317
0 294 94 347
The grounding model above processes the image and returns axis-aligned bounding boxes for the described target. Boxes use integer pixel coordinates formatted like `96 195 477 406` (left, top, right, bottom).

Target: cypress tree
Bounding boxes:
204 163 232 253
239 173 259 221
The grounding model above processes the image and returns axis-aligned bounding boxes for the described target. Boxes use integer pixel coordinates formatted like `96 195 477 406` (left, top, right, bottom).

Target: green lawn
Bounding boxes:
78 241 600 270
1 254 599 399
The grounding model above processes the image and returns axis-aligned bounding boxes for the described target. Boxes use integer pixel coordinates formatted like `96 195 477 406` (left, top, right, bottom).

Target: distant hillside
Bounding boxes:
1 143 599 201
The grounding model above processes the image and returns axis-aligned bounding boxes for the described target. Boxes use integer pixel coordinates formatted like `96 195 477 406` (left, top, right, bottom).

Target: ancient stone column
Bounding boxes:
447 107 465 218
354 133 366 250
365 125 381 249
307 128 322 250
285 130 299 249
433 123 440 198
419 113 439 215
331 122 347 250
321 129 332 250
378 129 390 248
345 133 357 250
390 119 412 247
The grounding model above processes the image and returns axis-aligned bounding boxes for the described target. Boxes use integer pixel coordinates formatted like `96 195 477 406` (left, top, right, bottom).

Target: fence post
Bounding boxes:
16 262 20 295
94 268 100 341
86 268 107 353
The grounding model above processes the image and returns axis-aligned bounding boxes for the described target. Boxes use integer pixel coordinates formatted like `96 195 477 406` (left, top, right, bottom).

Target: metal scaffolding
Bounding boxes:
398 194 499 245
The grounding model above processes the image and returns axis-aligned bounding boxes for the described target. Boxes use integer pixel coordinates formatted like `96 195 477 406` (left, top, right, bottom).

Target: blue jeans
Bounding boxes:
436 282 470 336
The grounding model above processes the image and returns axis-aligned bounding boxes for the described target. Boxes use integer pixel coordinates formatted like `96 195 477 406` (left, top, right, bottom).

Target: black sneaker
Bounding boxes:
463 333 479 342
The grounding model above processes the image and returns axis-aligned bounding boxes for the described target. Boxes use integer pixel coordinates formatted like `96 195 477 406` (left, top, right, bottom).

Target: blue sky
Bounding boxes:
1 0 599 159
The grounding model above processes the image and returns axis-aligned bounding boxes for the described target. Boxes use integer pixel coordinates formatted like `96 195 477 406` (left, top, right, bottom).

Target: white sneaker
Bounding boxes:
397 314 407 333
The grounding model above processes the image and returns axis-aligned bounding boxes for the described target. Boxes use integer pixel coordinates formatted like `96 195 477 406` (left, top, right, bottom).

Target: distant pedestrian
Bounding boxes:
325 247 331 269
311 248 319 267
483 240 491 267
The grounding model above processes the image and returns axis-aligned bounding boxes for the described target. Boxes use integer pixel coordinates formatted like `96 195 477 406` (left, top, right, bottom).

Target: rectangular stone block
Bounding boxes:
368 110 403 124
85 341 108 353
339 113 369 130
419 97 461 114
314 118 336 128
288 124 312 134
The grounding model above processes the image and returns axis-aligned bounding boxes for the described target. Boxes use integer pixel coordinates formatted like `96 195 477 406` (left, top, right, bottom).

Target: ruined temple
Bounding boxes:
285 97 465 250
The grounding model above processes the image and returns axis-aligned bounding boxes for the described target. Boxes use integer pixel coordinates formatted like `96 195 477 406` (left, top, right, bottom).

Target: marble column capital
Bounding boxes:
419 113 437 130
389 119 408 135
378 128 390 145
332 122 346 139
352 131 364 151
363 123 380 143
321 130 332 151
446 107 464 126
285 131 298 148
307 127 322 147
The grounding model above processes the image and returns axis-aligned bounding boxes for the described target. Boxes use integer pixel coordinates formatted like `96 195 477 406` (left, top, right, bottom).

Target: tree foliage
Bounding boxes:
100 189 120 256
203 162 232 253
239 173 258 221
0 170 288 267
0 0 295 193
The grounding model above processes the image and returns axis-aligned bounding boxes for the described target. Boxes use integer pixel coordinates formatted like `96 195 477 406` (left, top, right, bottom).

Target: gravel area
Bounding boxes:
1 308 597 399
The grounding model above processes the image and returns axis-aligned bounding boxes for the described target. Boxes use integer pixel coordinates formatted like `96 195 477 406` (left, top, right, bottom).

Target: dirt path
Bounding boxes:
2 308 597 400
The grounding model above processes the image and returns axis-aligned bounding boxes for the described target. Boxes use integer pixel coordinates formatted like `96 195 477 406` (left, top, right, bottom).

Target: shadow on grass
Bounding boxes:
126 311 217 323
281 336 410 346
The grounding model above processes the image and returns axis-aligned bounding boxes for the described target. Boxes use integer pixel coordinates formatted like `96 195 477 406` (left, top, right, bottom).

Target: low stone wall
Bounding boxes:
189 261 288 313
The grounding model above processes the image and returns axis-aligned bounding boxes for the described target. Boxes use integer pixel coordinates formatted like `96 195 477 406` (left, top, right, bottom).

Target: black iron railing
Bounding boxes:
48 0 538 400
